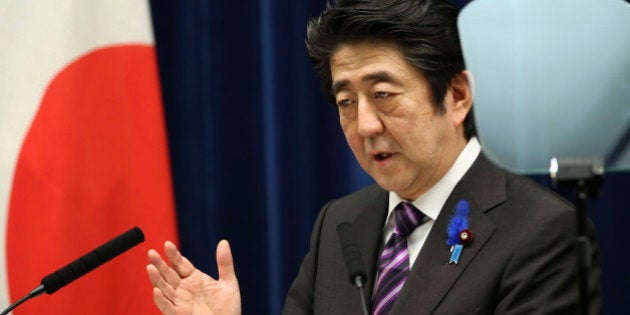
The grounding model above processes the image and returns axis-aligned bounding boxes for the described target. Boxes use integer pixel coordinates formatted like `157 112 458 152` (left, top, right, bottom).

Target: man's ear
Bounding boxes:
446 70 473 128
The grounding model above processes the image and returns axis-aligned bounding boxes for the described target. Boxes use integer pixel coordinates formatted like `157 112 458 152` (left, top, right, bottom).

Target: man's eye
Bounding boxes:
337 99 353 107
374 91 390 98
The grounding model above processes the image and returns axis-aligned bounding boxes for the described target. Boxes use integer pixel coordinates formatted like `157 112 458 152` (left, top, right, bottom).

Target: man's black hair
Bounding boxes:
306 0 476 139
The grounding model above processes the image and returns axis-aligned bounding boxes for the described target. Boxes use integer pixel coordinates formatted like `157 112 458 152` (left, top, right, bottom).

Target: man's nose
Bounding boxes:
357 98 384 137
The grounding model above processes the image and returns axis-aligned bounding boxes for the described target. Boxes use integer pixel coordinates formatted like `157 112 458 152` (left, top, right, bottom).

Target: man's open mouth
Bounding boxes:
374 152 393 162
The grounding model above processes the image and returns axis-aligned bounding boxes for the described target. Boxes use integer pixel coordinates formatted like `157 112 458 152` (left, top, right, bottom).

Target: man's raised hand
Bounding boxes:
146 240 241 315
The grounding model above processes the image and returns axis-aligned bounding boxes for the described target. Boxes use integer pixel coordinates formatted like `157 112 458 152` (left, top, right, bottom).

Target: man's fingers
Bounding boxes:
148 248 182 288
147 264 179 303
217 239 237 282
152 286 176 315
164 241 197 278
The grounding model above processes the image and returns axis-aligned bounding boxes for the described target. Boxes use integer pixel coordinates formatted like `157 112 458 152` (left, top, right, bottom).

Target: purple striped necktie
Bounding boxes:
371 202 425 315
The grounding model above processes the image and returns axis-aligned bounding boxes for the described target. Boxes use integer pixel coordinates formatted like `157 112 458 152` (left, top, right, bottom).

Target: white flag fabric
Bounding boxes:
0 1 178 313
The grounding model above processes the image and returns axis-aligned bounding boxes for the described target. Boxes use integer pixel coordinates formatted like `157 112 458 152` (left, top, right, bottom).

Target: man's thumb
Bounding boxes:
216 240 237 282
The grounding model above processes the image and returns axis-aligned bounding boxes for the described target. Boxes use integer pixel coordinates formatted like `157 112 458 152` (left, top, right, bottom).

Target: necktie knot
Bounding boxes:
394 202 425 237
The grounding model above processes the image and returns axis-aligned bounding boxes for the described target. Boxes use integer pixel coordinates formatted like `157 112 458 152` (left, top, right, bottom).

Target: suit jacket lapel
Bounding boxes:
392 154 507 314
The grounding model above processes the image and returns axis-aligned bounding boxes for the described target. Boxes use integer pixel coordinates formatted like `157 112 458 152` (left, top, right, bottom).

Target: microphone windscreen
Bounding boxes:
336 222 367 284
41 227 144 294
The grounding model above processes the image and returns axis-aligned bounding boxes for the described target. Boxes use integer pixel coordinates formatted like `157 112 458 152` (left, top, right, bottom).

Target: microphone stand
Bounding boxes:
550 158 604 315
352 276 370 315
0 285 45 315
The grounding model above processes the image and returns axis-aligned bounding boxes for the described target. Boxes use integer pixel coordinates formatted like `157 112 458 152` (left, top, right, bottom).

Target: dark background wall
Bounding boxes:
149 0 629 313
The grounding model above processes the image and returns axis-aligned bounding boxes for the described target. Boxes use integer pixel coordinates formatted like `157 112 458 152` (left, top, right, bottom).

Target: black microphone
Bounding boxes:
336 222 369 315
0 227 145 315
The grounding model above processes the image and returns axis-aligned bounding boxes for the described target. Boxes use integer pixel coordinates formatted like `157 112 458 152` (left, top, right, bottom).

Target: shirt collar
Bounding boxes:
387 137 481 221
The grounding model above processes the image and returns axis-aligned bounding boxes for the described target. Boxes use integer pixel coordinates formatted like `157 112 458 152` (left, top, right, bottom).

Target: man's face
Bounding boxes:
330 42 468 200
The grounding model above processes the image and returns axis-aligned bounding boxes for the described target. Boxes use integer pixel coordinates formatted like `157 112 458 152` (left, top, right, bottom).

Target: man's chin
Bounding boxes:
373 178 404 194
374 178 422 200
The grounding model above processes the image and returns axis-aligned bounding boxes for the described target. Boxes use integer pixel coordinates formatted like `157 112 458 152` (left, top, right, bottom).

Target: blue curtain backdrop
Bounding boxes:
149 1 629 314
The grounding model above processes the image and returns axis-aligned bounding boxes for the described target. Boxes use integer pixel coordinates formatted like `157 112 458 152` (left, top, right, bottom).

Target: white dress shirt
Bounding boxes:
382 137 481 268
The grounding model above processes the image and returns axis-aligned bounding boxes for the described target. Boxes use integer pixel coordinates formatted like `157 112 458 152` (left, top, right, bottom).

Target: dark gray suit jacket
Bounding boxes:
283 155 601 314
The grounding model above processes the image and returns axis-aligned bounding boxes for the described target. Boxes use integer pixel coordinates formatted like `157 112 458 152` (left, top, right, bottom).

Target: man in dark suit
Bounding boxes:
146 0 602 314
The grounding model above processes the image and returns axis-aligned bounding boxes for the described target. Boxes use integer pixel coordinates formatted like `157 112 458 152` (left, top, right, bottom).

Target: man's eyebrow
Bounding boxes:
331 71 400 95
363 71 400 86
331 80 349 96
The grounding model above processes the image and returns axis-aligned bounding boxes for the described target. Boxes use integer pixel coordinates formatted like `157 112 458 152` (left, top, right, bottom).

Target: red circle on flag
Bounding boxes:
7 45 177 314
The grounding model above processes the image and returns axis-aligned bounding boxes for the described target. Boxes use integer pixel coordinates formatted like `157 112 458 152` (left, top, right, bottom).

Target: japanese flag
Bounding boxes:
0 1 178 314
